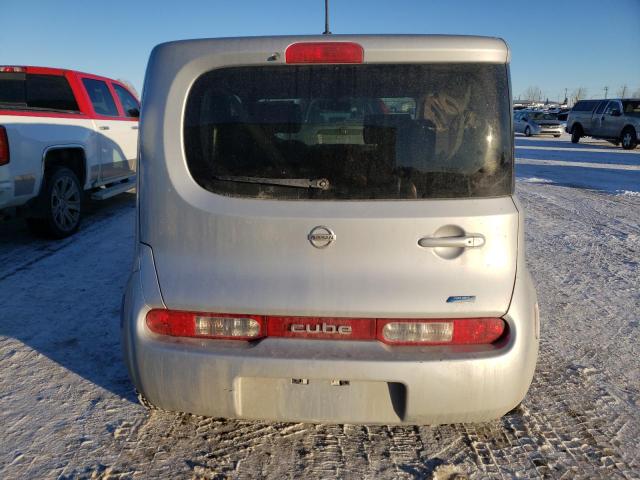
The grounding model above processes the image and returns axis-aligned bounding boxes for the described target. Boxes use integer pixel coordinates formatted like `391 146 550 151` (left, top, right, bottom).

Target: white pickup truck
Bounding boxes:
0 65 139 237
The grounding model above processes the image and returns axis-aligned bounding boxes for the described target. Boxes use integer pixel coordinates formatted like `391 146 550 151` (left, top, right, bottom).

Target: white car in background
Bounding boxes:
514 110 564 137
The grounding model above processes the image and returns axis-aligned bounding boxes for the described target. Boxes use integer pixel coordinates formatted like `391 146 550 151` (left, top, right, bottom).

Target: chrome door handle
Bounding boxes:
418 234 485 248
98 125 110 130
131 125 138 130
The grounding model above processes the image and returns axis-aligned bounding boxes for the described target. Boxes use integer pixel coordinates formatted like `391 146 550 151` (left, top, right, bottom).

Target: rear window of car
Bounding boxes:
0 72 79 112
623 100 640 115
184 64 513 200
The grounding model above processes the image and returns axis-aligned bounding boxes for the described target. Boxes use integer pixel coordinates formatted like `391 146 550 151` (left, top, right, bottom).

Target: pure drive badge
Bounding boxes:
308 226 336 249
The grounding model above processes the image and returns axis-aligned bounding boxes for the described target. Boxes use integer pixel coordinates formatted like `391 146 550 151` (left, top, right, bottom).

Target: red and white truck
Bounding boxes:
0 66 139 237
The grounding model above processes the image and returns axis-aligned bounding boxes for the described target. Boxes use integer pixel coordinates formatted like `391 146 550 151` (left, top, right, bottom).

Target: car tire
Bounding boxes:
621 127 637 150
506 402 523 416
26 167 82 239
571 125 582 144
524 126 532 137
553 134 561 138
137 390 161 411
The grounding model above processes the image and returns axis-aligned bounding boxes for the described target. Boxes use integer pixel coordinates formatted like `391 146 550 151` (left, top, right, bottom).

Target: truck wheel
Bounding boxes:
621 127 637 150
524 126 532 137
27 167 82 238
571 125 582 144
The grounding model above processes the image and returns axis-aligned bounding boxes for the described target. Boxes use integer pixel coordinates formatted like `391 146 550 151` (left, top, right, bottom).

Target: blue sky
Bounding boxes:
2 0 639 100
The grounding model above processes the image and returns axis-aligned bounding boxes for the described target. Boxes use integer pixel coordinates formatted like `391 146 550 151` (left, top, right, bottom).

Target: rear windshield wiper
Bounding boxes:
214 175 330 190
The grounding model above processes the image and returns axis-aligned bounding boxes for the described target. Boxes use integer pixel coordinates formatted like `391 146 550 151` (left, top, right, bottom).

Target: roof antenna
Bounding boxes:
323 0 332 35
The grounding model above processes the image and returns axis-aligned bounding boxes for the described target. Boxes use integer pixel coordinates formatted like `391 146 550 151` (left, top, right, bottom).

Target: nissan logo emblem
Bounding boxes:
308 226 336 249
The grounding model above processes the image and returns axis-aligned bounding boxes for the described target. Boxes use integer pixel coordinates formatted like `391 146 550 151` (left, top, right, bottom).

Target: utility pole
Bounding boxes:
604 86 609 99
323 0 331 35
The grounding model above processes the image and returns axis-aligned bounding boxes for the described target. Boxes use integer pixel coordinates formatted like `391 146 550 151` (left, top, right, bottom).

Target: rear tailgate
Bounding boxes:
139 35 516 318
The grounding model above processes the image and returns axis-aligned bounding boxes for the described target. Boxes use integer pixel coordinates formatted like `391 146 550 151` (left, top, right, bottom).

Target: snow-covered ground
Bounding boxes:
515 133 640 194
1 136 638 479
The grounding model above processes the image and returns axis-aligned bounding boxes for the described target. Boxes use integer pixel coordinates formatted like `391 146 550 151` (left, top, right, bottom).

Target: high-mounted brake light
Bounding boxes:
285 42 363 64
146 309 506 346
0 126 10 166
0 66 25 73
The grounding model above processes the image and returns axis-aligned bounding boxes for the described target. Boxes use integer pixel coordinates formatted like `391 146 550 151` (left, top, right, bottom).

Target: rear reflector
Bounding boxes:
285 42 364 64
146 310 506 346
0 126 9 166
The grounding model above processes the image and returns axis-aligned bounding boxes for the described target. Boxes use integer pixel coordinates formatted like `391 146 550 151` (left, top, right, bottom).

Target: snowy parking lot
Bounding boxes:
1 134 639 479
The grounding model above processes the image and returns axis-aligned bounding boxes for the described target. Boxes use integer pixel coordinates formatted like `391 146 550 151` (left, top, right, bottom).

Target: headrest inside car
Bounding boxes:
363 114 411 144
251 102 302 134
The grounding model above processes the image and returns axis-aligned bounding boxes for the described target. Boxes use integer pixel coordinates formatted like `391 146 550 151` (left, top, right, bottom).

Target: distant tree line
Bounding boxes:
519 84 640 106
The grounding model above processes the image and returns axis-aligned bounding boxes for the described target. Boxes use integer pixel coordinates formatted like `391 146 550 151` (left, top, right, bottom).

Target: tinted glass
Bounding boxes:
595 101 608 114
0 72 27 105
184 64 513 200
113 84 140 117
622 101 640 114
82 78 119 116
604 101 619 114
530 112 557 121
0 73 79 111
573 100 598 112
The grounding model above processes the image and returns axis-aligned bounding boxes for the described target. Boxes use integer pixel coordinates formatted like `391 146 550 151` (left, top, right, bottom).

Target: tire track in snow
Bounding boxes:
2 180 640 479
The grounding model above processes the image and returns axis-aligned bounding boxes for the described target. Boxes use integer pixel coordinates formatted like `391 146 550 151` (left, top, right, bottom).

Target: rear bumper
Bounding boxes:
122 247 539 425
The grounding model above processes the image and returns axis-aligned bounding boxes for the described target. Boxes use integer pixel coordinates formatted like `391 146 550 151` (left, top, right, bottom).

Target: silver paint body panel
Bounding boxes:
123 35 538 424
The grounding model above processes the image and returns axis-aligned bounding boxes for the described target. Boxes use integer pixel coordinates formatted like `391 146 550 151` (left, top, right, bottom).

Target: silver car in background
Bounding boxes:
514 110 564 137
567 98 640 149
122 35 539 424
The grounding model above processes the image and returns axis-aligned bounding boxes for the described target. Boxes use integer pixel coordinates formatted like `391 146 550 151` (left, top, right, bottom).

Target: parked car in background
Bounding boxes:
122 35 539 425
514 110 563 137
0 66 139 237
566 98 640 149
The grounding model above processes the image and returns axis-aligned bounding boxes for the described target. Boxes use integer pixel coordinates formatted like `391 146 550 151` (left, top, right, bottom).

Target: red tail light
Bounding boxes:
285 42 364 64
146 310 265 340
146 309 506 346
0 126 9 166
376 318 506 345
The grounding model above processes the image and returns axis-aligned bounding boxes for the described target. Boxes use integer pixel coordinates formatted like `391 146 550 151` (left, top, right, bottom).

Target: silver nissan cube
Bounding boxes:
122 35 539 424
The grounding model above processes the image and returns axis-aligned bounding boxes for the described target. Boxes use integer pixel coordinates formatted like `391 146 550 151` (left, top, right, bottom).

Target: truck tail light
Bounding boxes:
377 318 506 345
285 42 363 64
0 126 9 166
146 309 505 346
146 309 264 340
